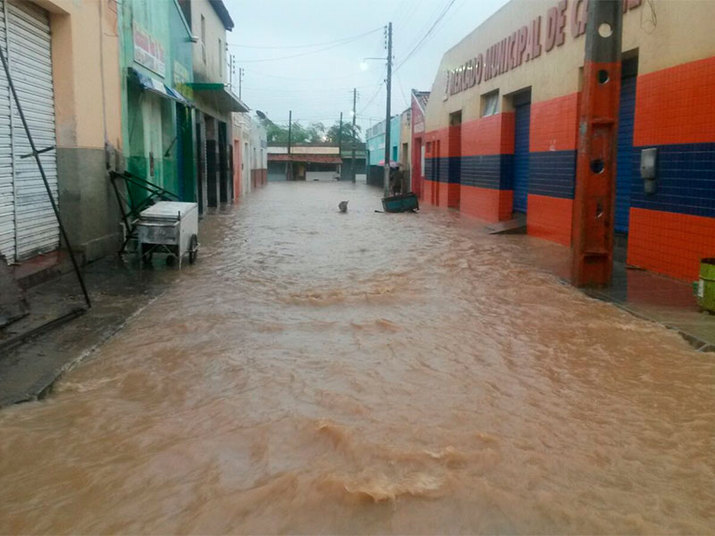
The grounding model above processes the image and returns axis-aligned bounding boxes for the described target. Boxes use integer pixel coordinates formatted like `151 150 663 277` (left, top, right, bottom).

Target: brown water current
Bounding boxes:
1 182 714 534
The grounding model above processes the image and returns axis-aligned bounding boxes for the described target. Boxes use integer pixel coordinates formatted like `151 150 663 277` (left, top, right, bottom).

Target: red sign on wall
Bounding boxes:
134 25 166 77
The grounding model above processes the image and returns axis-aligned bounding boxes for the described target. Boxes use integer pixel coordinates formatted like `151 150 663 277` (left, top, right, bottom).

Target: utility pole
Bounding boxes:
351 87 357 183
571 0 622 287
338 112 343 154
287 110 292 180
238 67 244 100
383 22 392 197
338 112 343 180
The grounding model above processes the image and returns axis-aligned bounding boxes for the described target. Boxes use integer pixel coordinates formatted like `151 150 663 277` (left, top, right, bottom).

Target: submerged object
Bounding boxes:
338 201 348 213
381 192 419 213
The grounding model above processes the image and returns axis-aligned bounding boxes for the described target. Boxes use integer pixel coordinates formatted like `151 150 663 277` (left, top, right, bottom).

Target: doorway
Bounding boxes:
448 111 462 209
512 90 531 214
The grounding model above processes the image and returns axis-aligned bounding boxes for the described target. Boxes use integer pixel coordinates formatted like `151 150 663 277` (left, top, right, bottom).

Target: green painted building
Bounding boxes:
118 0 196 203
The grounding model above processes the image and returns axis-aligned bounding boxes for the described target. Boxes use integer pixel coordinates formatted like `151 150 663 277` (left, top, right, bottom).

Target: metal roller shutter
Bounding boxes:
615 75 637 234
0 0 14 260
4 0 58 261
513 103 531 214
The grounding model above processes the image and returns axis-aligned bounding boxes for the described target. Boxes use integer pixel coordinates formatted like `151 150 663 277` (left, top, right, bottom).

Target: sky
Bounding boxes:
222 0 510 137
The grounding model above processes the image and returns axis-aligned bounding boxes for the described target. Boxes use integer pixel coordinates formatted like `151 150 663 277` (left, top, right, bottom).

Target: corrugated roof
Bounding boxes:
412 90 430 112
268 154 343 164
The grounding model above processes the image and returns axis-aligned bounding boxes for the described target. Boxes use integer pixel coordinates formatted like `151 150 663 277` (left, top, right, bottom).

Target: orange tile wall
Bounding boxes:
529 93 579 152
634 56 715 146
460 185 513 222
628 208 715 280
527 194 573 246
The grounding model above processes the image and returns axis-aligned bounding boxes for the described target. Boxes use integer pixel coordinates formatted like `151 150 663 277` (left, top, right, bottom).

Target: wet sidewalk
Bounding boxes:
511 232 715 353
0 256 170 407
587 264 715 352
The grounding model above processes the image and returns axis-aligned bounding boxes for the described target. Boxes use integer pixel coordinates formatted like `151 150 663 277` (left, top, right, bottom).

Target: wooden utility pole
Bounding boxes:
287 110 293 180
338 112 343 154
383 22 392 197
338 112 343 180
571 0 622 287
351 87 357 182
287 110 292 155
238 67 244 100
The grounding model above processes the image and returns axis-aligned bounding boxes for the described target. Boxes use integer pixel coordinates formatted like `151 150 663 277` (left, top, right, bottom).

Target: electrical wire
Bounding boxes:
394 0 458 72
230 27 382 63
228 27 381 50
357 83 384 116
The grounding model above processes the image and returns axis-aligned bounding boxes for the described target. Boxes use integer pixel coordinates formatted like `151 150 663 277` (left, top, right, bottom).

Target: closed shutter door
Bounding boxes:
7 0 58 260
615 75 636 233
0 0 15 260
513 103 531 214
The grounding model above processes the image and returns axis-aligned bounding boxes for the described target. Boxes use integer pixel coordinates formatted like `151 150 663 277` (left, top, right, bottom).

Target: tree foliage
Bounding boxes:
261 118 362 145
325 122 362 145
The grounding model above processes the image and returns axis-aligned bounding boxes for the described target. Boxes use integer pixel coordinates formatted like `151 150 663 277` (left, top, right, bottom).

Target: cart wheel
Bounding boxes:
189 234 198 264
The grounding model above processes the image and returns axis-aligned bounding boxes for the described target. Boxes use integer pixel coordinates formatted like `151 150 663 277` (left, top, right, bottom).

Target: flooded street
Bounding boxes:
1 181 713 534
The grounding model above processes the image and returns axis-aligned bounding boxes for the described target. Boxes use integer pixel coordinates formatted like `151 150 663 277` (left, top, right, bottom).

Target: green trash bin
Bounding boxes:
696 258 715 313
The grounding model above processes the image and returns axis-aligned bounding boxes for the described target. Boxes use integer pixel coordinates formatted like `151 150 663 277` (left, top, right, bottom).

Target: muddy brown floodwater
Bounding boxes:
1 182 714 534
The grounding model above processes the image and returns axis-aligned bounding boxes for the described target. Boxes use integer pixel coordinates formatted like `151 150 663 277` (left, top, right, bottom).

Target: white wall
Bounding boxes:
191 0 227 84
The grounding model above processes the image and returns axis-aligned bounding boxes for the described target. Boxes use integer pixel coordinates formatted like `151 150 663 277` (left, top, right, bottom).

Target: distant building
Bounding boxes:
399 108 412 187
410 90 430 198
339 142 367 182
365 116 400 187
267 144 342 182
232 113 267 196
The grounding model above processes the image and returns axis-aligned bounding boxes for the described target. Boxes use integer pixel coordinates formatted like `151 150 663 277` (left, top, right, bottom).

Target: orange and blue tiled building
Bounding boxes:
416 0 715 282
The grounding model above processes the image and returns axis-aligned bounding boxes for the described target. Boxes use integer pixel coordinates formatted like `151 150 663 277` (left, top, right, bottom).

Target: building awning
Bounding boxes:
186 82 249 112
128 67 191 106
268 154 343 164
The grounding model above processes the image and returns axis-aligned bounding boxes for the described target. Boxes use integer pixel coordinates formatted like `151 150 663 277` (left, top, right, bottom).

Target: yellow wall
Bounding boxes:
425 0 715 130
33 0 122 150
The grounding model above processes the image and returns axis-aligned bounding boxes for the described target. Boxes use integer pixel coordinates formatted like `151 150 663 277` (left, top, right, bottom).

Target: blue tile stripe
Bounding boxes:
631 142 715 219
425 155 513 189
529 150 577 199
462 154 513 190
424 157 450 183
425 143 715 220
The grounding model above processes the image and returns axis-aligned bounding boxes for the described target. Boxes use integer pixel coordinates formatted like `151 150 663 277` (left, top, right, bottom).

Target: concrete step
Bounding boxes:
485 214 527 235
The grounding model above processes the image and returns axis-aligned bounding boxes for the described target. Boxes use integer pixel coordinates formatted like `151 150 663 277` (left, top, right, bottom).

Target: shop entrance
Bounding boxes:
512 90 531 214
615 55 639 234
448 111 462 209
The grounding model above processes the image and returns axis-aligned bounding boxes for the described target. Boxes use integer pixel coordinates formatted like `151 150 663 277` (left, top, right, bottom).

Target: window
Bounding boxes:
481 90 499 117
200 15 206 63
218 38 223 77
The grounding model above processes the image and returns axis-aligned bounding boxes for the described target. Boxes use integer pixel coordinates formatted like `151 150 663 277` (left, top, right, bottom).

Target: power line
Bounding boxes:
240 84 377 94
241 67 364 82
230 27 382 63
394 0 458 72
228 27 382 50
357 83 383 116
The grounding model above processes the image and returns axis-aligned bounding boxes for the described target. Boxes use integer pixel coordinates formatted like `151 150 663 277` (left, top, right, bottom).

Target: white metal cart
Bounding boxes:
136 201 199 269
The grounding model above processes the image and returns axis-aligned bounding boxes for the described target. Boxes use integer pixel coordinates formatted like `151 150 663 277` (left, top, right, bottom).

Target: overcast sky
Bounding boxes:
222 0 509 137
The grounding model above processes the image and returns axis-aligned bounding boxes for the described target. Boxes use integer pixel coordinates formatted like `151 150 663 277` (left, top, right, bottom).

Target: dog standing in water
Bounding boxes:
338 201 348 213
